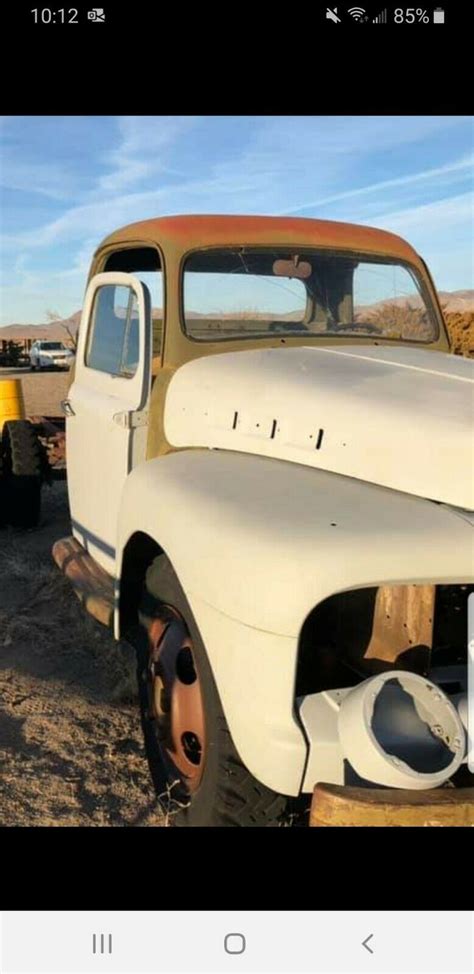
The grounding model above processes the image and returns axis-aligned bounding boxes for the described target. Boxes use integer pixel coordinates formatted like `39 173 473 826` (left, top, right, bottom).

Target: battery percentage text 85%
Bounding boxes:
394 8 430 21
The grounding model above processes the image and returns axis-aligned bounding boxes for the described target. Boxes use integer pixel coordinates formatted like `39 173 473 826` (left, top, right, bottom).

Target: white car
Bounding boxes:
30 340 75 370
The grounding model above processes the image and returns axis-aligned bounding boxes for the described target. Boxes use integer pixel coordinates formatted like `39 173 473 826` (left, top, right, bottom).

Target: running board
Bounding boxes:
52 535 114 628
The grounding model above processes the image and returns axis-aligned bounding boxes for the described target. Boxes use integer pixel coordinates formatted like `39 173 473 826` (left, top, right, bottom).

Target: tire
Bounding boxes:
136 554 294 827
1 420 42 528
0 449 6 528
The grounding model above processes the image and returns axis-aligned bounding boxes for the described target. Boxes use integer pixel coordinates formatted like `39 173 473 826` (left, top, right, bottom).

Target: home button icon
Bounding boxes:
224 933 246 955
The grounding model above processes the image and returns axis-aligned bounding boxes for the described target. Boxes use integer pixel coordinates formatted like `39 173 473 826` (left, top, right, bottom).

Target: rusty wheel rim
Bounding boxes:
147 606 206 793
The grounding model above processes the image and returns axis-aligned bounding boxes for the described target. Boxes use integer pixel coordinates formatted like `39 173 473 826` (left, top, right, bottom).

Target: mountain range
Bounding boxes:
1 291 473 342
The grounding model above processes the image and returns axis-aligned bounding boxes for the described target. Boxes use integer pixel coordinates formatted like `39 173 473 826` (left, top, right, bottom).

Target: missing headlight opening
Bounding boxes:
297 584 472 794
339 672 465 788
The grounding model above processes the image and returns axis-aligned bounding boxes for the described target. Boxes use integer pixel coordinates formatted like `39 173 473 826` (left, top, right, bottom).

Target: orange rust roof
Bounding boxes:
97 214 420 263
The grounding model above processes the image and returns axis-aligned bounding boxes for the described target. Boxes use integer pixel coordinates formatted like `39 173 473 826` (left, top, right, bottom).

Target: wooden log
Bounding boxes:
310 783 474 826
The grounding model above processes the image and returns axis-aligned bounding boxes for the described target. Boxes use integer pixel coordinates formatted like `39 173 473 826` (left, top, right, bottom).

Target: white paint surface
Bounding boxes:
116 450 473 793
67 273 151 572
164 344 474 510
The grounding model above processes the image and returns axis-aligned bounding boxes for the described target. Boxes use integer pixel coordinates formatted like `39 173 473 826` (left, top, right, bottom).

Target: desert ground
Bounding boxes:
0 480 165 826
0 368 165 826
0 478 166 826
0 314 472 827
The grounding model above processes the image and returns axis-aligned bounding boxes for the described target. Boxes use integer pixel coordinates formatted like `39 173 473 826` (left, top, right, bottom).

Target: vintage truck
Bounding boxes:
53 215 473 826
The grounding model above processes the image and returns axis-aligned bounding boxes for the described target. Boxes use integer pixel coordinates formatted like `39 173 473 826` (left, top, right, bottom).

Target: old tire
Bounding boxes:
1 420 42 528
0 450 6 527
137 554 293 827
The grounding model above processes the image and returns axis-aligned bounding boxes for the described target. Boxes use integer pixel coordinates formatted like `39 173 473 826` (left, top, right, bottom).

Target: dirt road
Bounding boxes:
0 483 164 826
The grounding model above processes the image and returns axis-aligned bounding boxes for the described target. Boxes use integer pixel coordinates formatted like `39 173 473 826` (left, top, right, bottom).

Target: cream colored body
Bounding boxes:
164 344 473 510
115 450 473 794
67 273 151 571
64 240 472 798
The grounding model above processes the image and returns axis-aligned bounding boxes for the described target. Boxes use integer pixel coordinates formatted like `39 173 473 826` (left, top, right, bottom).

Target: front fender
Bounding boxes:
117 449 473 637
115 449 473 795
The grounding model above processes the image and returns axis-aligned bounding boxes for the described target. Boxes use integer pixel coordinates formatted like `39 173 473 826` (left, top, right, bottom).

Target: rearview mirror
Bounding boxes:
273 258 312 279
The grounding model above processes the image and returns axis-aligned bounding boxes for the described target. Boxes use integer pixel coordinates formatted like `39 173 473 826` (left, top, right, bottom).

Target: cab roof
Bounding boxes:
97 214 420 264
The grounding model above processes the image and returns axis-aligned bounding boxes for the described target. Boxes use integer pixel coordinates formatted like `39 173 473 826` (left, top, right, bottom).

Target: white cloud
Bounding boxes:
96 115 200 193
297 115 470 154
5 166 290 251
2 115 472 321
55 237 103 280
361 192 474 291
6 117 473 253
4 187 171 249
280 155 474 215
0 159 78 200
364 191 473 235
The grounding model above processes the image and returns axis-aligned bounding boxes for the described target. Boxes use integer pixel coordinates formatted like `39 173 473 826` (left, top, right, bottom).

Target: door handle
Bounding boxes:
61 398 75 417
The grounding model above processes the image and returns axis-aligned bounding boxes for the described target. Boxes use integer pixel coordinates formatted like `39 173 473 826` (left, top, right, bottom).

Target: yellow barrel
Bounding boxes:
0 378 26 433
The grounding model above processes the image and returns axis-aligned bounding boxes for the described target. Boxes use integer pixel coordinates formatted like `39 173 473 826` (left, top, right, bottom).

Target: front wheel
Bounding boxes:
136 554 294 826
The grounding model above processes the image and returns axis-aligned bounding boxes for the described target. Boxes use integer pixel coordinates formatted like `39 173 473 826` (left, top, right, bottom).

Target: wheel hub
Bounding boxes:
147 608 206 792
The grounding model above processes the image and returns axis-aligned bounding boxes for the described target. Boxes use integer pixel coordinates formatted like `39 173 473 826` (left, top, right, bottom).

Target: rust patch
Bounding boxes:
97 214 421 266
364 584 435 666
147 610 206 792
52 536 114 628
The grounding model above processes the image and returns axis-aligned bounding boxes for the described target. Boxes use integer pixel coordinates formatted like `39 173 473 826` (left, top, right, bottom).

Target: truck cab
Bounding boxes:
54 215 473 826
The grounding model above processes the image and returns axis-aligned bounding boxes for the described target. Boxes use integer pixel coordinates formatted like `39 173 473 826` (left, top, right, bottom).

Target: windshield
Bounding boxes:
183 248 438 343
41 342 66 350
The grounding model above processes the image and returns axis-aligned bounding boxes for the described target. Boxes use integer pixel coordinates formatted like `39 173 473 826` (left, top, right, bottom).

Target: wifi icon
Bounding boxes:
348 6 366 18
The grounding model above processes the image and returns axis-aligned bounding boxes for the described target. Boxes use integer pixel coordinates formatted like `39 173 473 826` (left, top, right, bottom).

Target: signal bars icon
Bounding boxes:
373 7 387 21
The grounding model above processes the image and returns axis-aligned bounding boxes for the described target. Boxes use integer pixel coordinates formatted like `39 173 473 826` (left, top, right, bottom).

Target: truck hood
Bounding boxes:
164 344 474 511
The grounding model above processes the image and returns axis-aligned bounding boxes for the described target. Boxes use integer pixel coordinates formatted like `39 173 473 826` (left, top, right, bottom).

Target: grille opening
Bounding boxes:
296 584 472 698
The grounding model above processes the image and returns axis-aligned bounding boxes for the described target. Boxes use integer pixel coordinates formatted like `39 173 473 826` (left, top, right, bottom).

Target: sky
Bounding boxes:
0 115 473 324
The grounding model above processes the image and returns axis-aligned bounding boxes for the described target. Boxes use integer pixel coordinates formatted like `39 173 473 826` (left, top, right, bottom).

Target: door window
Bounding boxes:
103 248 164 363
86 284 140 377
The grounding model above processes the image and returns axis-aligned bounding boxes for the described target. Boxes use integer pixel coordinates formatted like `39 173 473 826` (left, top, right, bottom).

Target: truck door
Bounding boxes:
64 272 152 574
